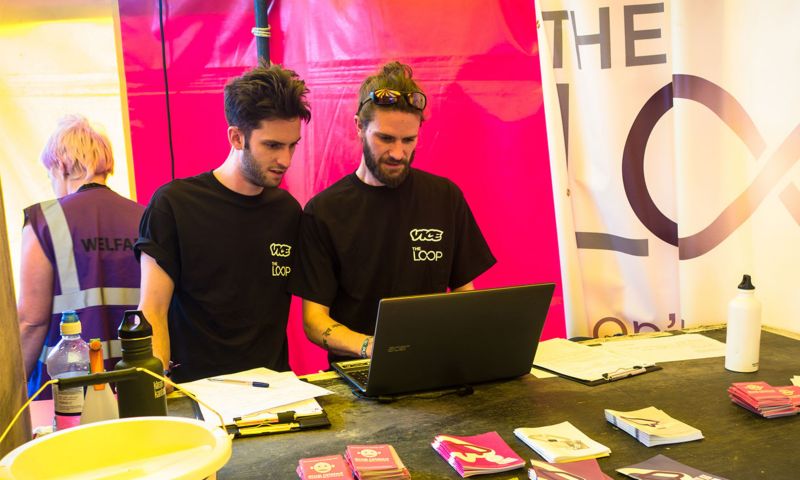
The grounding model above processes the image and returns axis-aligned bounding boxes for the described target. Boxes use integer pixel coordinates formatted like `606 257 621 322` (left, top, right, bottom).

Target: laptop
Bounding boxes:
332 283 555 398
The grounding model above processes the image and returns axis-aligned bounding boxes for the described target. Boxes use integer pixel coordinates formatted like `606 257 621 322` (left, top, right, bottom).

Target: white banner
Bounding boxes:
0 3 134 298
535 0 800 336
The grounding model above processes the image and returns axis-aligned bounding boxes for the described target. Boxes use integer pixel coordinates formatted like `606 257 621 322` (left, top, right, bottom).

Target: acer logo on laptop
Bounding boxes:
387 345 411 353
270 243 291 257
409 228 443 242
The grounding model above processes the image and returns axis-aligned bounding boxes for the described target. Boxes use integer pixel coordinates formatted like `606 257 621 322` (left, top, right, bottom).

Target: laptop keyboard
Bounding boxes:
348 368 369 387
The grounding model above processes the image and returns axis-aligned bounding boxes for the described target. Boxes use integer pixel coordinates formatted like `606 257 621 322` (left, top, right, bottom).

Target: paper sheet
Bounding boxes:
179 368 333 426
533 338 652 382
530 367 556 378
594 334 726 364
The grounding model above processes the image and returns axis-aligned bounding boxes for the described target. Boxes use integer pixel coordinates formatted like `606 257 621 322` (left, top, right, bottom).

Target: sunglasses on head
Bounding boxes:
357 88 427 115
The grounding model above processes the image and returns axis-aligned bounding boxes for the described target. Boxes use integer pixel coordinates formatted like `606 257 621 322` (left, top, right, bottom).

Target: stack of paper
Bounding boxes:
179 368 333 433
529 459 614 480
344 444 410 479
296 454 354 480
604 406 703 446
617 454 729 480
728 381 800 418
432 431 525 477
514 421 610 463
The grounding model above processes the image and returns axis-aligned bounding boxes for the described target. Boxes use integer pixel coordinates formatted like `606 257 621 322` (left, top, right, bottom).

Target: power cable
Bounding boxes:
158 0 176 180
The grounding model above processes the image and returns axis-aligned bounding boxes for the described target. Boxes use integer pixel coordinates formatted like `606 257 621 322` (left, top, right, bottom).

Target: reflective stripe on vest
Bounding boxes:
40 199 140 314
41 199 80 294
38 338 122 364
52 287 141 314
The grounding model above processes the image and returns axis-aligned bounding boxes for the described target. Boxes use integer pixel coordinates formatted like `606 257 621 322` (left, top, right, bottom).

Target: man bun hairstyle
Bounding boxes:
41 114 114 180
224 64 311 141
357 61 426 125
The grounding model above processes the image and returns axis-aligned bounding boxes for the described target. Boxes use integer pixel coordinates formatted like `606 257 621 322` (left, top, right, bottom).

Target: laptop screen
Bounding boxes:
336 283 555 397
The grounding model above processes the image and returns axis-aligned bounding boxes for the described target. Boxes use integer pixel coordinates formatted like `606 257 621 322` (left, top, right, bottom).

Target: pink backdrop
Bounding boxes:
118 0 564 375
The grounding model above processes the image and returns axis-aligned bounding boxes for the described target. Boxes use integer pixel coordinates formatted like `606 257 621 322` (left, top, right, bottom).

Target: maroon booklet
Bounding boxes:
617 454 729 480
776 385 800 407
529 458 614 480
727 381 799 418
432 431 525 477
344 444 410 479
297 454 355 480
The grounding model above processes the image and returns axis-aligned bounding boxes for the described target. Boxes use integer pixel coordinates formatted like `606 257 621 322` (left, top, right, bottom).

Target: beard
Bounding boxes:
240 145 283 189
363 140 414 188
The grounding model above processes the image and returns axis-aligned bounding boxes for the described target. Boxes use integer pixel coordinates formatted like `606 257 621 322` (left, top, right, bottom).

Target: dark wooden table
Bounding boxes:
170 328 800 479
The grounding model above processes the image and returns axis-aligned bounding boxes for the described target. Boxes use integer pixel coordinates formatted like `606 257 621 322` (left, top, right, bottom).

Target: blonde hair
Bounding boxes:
41 114 114 180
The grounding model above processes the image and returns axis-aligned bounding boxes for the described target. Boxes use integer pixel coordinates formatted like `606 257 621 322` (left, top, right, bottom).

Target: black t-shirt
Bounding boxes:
136 172 300 382
289 169 496 357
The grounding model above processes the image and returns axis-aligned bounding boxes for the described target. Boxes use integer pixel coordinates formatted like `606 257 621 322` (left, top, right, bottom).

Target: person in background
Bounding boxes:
18 114 144 398
288 61 496 365
135 65 311 383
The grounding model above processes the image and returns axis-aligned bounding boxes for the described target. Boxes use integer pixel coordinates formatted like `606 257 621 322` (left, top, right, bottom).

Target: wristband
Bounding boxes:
360 336 372 359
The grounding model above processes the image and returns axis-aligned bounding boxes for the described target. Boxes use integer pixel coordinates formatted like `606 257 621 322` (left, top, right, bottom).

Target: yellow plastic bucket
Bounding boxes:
0 417 231 479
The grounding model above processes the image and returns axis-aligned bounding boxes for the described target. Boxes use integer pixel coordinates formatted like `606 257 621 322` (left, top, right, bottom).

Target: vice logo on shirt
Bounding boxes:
269 243 292 276
410 228 443 262
409 228 443 242
269 243 292 257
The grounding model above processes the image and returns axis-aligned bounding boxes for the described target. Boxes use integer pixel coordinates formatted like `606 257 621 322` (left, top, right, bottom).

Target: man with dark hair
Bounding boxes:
136 65 311 382
289 61 495 364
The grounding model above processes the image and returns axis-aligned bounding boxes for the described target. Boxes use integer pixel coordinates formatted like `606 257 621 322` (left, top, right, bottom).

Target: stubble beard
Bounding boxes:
362 140 414 189
240 145 282 189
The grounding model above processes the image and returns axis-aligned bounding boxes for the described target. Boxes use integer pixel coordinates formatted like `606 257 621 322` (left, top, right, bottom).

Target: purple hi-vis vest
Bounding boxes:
25 186 143 399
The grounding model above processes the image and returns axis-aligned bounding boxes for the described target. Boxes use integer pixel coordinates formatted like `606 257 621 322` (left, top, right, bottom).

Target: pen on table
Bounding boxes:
603 366 648 381
208 377 270 388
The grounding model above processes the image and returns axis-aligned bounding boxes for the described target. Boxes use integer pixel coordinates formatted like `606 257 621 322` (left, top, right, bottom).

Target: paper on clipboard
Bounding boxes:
593 333 726 364
533 338 658 385
179 368 333 426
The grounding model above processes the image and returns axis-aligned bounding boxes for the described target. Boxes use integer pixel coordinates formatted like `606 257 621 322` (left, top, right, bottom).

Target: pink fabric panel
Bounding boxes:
119 0 564 375
119 0 257 200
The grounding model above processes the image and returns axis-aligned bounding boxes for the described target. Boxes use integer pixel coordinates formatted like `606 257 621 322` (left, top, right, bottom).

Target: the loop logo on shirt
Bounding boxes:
269 243 292 276
412 246 443 262
409 227 444 262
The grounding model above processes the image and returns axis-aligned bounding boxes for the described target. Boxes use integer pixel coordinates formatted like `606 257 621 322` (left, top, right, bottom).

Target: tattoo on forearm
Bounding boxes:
321 323 343 350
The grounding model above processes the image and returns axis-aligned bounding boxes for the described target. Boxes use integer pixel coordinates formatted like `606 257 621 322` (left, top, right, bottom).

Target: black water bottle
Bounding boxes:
114 310 167 417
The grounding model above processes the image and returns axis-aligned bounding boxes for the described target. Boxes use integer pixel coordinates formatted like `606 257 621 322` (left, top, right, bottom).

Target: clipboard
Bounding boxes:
533 338 662 386
191 399 331 437
179 368 334 437
535 363 662 386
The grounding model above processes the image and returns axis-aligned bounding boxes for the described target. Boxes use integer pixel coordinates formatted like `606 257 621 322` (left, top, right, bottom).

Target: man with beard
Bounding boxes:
135 65 311 382
289 62 495 364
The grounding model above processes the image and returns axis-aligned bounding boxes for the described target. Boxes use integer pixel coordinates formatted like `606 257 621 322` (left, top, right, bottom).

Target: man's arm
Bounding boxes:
302 299 373 358
17 224 54 377
138 253 174 371
303 283 473 359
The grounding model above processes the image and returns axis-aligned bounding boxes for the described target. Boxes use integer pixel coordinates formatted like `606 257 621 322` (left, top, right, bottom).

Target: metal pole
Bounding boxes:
253 0 273 66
